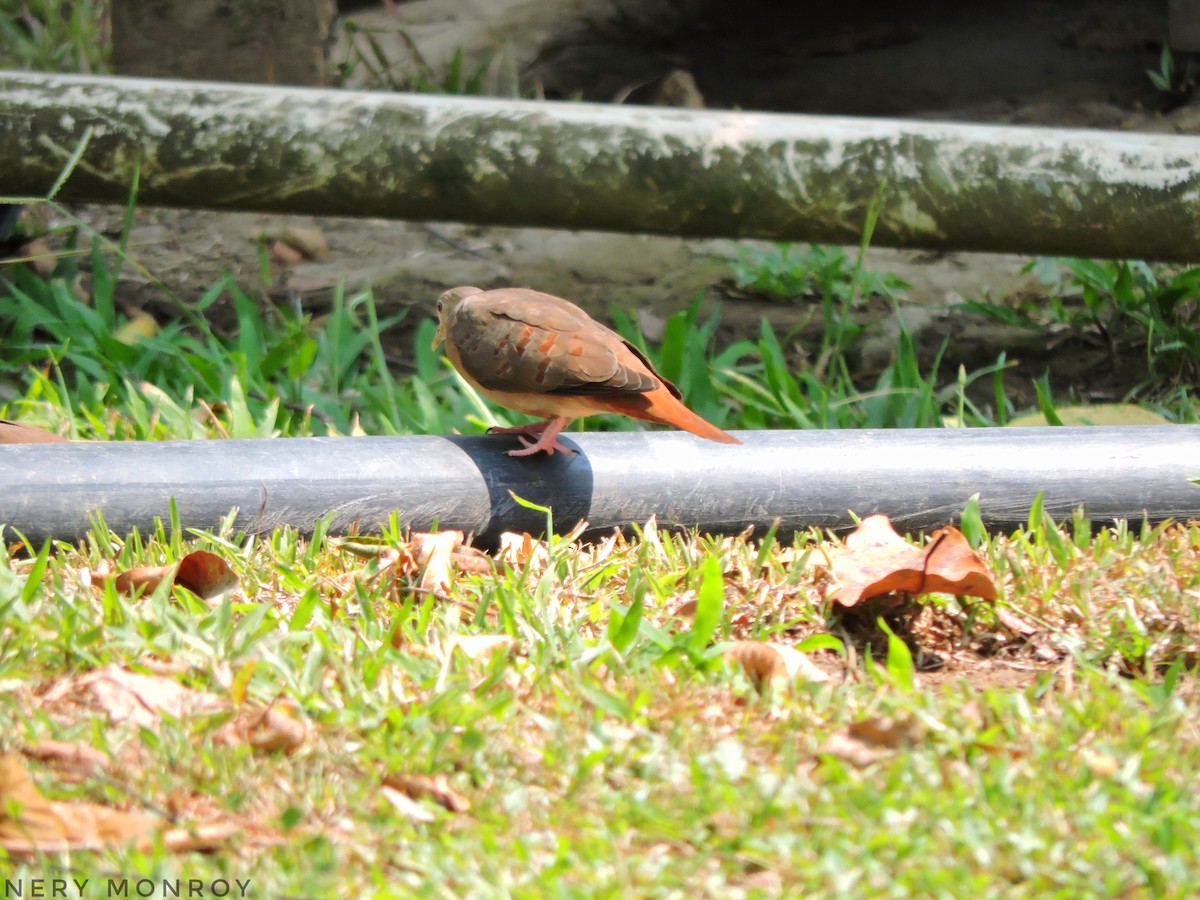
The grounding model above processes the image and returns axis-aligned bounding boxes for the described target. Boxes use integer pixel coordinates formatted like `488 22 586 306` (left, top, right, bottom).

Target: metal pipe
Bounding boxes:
2 73 1200 260
1 428 1196 547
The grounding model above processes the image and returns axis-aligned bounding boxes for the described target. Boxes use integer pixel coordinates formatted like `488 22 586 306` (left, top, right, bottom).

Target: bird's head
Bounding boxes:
432 285 483 350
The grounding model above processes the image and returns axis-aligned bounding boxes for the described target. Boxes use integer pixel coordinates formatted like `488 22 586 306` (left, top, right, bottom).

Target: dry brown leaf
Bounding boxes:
269 239 305 266
669 594 698 617
111 549 237 599
1081 748 1119 778
0 418 66 444
1 754 237 856
382 785 437 823
43 665 226 729
112 564 173 595
22 741 110 772
385 544 419 576
724 641 829 692
497 531 549 569
451 545 494 575
826 515 927 607
847 715 921 749
0 753 155 856
825 515 996 608
447 633 515 662
20 236 57 276
922 527 998 600
331 540 422 595
995 605 1039 637
286 225 329 259
412 531 465 592
160 821 241 852
382 772 470 813
816 715 921 768
174 550 239 598
267 224 329 259
775 546 815 569
214 700 309 754
814 732 889 768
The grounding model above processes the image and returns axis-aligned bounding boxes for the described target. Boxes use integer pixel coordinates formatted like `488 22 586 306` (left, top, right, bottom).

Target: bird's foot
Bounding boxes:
501 416 574 457
507 433 577 457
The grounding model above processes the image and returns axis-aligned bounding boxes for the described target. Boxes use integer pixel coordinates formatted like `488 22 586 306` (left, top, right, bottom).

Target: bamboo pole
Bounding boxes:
1 72 1199 260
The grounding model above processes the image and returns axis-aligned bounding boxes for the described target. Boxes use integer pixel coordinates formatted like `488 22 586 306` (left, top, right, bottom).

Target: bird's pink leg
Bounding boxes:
504 416 576 457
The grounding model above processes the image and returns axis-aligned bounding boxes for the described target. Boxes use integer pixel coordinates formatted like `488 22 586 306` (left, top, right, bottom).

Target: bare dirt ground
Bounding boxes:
76 0 1195 406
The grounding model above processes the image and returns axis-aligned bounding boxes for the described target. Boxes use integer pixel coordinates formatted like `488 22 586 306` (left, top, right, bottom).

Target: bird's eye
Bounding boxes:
437 299 444 312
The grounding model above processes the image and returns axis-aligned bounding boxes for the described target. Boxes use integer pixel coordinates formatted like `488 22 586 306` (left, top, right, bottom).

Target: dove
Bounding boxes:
432 286 741 457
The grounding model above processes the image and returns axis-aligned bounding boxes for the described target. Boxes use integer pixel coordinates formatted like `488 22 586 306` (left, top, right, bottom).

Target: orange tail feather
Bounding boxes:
594 386 741 444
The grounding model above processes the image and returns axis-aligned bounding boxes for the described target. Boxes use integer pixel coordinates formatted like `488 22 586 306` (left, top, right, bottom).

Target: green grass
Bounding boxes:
2 513 1199 894
336 22 525 98
0 0 109 72
964 257 1200 387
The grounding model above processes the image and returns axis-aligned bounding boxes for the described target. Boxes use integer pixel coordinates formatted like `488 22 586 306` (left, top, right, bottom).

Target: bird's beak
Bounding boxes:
432 321 446 350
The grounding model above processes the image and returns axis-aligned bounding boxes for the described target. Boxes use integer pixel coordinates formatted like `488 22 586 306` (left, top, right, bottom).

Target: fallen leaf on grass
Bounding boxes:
814 732 888 768
497 531 549 569
1081 748 1119 778
847 715 921 748
22 741 110 773
0 753 154 856
332 532 491 595
724 641 830 691
447 633 516 662
411 531 492 591
824 515 996 608
816 715 921 768
448 544 493 575
414 531 461 593
175 550 240 596
0 754 236 857
382 785 436 823
382 772 470 813
214 700 310 754
995 606 1039 636
160 822 242 852
669 593 698 617
111 549 238 599
42 665 226 730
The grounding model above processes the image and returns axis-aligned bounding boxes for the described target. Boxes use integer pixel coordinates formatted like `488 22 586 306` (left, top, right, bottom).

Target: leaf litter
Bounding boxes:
8 511 1200 880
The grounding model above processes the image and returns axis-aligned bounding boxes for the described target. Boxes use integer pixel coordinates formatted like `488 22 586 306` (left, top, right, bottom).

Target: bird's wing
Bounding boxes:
449 288 679 398
0 419 66 444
